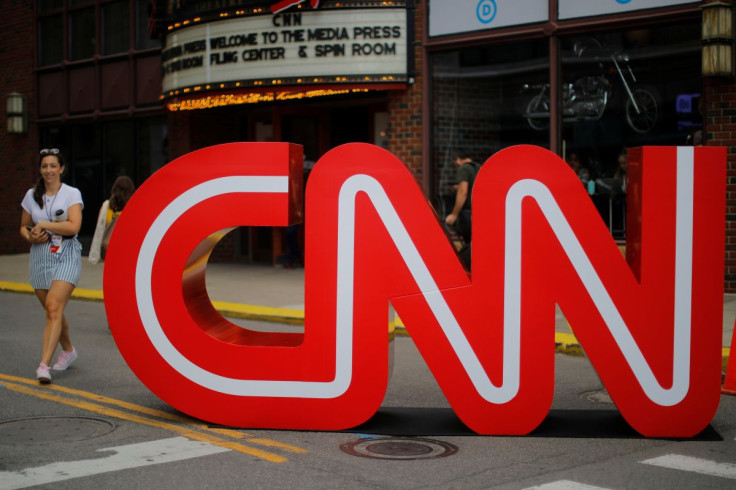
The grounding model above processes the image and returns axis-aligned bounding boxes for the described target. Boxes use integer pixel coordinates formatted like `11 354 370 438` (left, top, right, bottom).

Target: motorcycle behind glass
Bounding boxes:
523 39 658 134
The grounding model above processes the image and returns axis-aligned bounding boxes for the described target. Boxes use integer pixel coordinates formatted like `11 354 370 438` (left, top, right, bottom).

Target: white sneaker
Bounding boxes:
52 348 78 371
36 363 51 384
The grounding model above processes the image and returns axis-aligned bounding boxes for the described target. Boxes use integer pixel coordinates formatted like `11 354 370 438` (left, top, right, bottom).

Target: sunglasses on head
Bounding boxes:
39 148 60 156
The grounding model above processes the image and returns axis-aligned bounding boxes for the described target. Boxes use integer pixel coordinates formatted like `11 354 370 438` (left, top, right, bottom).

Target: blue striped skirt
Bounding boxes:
29 238 83 290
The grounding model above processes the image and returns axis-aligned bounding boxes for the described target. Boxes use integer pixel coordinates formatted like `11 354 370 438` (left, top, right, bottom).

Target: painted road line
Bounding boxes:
641 454 736 479
523 480 611 489
0 436 230 490
0 372 308 455
203 428 308 453
0 373 209 426
0 380 287 463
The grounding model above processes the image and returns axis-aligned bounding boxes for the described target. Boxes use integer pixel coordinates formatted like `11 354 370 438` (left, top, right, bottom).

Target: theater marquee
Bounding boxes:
161 7 410 99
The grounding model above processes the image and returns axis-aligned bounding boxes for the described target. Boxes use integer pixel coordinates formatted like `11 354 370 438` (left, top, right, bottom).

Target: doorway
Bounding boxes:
239 102 387 265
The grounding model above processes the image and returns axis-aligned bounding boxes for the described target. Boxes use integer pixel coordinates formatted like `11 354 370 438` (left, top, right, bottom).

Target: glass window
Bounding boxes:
558 22 701 238
102 1 130 55
137 117 169 180
104 120 136 191
38 15 63 66
430 39 549 213
69 7 96 61
136 0 161 50
38 0 63 12
72 124 103 237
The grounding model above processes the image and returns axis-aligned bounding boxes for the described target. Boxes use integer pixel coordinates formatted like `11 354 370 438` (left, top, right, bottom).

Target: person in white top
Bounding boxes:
20 148 84 384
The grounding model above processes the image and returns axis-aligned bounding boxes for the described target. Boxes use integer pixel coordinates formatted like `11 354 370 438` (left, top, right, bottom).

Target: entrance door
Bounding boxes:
281 105 373 161
239 103 385 265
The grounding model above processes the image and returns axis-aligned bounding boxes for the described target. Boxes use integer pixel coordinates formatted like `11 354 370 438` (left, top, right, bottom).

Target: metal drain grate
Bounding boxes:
340 437 458 460
0 416 116 446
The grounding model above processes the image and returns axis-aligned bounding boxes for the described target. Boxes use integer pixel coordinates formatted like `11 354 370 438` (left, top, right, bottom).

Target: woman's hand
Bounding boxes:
28 225 50 244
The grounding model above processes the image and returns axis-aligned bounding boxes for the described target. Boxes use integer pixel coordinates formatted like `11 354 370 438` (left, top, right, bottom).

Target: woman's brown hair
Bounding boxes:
109 176 136 213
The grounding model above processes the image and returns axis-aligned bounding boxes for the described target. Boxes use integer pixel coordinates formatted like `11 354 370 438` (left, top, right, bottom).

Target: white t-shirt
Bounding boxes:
21 183 84 235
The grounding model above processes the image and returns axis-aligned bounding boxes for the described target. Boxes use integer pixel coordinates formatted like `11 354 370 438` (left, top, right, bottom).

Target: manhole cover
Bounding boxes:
581 389 613 404
0 416 116 446
340 437 458 460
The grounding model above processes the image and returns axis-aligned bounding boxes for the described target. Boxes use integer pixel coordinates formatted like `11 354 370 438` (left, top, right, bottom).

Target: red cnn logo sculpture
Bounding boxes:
104 143 725 438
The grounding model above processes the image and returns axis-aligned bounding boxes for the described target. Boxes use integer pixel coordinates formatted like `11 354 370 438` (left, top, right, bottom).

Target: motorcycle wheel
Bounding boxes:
525 95 550 131
625 88 658 133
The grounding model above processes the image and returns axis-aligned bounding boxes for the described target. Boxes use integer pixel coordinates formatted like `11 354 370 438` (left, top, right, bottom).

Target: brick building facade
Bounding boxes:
2 0 736 292
706 73 736 292
1 0 36 254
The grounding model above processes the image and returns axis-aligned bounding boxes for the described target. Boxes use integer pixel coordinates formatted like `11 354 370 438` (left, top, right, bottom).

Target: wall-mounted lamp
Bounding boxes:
702 2 735 77
6 93 27 134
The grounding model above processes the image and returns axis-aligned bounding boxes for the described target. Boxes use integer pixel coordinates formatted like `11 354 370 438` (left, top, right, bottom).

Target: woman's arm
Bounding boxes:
33 203 83 236
88 201 109 263
20 210 49 244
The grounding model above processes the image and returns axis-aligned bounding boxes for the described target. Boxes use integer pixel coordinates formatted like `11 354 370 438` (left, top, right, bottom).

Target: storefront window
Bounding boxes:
104 120 136 191
38 15 63 66
69 7 96 61
137 117 169 180
559 23 702 179
72 124 104 237
102 1 130 55
430 39 549 214
558 23 701 238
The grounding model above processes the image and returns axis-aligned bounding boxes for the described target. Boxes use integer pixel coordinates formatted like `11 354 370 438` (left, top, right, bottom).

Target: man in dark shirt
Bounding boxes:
445 150 479 245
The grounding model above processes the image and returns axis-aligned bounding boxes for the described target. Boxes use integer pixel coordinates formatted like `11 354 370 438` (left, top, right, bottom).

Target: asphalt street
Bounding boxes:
1 291 735 489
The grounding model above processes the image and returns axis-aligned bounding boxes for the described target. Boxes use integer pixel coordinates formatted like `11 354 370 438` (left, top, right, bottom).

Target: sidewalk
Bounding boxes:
0 253 732 365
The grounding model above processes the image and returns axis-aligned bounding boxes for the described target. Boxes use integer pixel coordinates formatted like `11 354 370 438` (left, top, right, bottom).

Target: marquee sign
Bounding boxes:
104 143 725 437
161 7 409 97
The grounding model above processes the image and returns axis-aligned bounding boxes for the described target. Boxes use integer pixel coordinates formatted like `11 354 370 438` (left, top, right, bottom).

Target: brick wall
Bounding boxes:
702 0 736 292
386 2 424 186
701 0 736 295
705 75 736 293
0 0 37 254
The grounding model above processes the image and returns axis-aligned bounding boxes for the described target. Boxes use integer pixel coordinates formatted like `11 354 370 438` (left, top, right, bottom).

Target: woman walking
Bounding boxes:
20 148 84 384
89 175 135 264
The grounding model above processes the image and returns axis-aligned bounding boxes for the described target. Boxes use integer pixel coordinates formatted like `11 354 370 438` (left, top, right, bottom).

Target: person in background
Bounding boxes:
614 148 628 193
445 149 480 245
566 152 591 182
20 148 84 384
89 176 135 264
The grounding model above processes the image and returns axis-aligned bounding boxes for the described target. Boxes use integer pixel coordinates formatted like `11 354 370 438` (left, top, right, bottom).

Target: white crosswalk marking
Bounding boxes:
641 454 736 480
522 480 611 489
0 436 231 489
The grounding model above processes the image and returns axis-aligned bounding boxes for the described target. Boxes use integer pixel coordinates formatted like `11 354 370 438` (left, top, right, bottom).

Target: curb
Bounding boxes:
1 280 730 367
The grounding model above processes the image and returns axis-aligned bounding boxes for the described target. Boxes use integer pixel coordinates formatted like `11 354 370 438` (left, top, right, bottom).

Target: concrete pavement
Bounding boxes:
0 253 732 365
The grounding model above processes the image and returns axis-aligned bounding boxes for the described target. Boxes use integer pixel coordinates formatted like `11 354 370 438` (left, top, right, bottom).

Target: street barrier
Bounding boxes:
104 143 725 437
